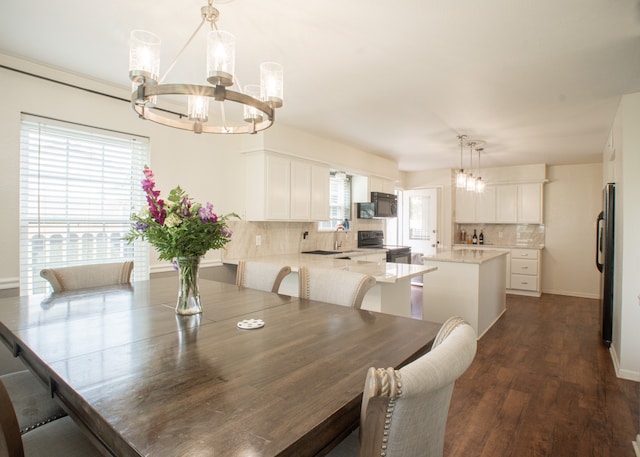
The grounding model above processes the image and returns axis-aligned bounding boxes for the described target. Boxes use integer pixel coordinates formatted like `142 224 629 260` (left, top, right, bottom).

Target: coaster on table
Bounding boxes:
237 318 265 330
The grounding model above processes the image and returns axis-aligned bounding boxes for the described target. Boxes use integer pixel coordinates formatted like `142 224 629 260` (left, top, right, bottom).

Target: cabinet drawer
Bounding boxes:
511 249 538 260
511 258 537 276
511 273 538 291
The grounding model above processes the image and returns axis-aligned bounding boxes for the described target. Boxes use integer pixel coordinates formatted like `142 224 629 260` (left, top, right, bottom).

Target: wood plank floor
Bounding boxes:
442 293 639 457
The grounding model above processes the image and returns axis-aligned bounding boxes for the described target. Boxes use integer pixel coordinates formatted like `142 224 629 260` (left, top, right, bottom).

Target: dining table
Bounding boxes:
0 278 441 456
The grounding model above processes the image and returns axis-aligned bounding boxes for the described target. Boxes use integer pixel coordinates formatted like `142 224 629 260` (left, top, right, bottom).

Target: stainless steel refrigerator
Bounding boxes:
595 183 615 347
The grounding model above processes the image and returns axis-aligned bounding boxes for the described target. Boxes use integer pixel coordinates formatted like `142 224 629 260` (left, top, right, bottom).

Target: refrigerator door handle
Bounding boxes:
596 211 604 272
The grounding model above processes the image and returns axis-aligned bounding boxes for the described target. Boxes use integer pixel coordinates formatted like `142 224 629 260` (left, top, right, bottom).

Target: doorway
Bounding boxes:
401 188 440 285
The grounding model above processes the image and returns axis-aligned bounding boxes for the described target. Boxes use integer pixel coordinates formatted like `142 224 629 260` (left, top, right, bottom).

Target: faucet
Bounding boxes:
334 226 344 250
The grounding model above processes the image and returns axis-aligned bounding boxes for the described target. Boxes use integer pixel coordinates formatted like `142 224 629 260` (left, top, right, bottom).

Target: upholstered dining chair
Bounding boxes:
235 260 292 293
297 266 376 309
327 316 477 457
0 377 102 457
40 261 134 293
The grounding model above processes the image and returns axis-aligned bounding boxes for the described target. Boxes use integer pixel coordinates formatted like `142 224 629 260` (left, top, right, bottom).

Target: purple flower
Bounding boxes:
222 227 233 238
198 202 216 222
134 221 149 231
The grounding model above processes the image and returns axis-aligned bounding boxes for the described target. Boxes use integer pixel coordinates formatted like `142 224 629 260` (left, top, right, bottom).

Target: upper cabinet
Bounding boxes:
245 151 329 221
456 182 544 224
352 175 395 202
455 186 497 223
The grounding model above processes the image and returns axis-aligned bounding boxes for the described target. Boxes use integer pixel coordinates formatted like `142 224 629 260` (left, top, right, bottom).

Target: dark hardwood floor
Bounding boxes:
437 292 639 457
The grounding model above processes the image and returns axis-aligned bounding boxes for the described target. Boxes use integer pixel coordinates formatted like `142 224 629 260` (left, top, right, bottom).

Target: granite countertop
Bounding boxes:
223 253 437 283
423 249 509 265
453 243 545 250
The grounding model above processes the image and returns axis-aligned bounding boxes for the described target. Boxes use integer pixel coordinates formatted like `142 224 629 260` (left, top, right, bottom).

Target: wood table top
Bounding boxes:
0 279 440 456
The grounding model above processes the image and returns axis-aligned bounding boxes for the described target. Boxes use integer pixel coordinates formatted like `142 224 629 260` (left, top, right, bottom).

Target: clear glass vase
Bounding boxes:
176 256 202 315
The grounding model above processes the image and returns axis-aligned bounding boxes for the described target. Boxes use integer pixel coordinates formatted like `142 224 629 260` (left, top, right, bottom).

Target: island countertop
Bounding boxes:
423 249 508 265
223 253 437 284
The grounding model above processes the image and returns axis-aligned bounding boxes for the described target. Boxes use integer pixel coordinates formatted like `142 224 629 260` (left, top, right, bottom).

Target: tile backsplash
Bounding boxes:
454 224 545 248
222 218 385 260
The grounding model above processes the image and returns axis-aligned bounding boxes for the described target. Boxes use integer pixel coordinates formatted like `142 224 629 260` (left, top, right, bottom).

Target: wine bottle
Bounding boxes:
472 229 478 245
479 230 484 245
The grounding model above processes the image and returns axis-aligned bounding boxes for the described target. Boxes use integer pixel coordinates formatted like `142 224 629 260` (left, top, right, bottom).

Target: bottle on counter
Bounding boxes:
479 230 484 245
460 229 466 243
472 229 478 245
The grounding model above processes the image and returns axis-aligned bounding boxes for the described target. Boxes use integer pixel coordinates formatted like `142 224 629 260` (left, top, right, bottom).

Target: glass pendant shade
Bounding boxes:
243 85 264 123
129 30 161 82
475 177 485 193
456 170 467 188
466 175 476 192
260 62 284 108
188 95 209 122
206 30 235 87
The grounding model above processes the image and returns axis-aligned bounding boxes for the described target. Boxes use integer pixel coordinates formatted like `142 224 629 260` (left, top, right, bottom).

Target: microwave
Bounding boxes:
357 192 398 218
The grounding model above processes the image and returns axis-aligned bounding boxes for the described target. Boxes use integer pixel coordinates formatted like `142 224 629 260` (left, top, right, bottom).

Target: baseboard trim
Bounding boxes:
540 288 599 299
609 345 640 382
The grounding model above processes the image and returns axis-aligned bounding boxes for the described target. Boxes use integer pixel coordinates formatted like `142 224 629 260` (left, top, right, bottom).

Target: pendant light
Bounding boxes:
466 141 476 192
455 134 468 188
475 147 485 193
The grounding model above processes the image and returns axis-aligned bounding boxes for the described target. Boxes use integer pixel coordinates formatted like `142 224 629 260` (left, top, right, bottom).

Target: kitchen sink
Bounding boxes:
301 250 343 255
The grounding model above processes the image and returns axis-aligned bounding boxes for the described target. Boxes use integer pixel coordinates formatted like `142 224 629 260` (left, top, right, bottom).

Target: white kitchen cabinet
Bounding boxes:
517 183 543 223
496 185 518 223
245 151 330 221
509 249 541 296
310 163 330 220
455 186 496 223
496 183 543 224
352 175 395 202
475 186 496 223
452 245 542 296
455 188 476 223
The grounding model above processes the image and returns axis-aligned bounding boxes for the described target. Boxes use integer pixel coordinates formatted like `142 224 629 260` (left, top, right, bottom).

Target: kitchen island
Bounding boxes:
421 249 508 338
223 253 437 318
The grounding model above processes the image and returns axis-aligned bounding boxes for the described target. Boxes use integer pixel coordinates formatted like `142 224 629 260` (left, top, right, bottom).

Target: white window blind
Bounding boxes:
318 171 352 230
19 115 150 295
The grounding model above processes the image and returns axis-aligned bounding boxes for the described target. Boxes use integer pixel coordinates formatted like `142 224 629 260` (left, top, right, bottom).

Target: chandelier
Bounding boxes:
128 0 283 134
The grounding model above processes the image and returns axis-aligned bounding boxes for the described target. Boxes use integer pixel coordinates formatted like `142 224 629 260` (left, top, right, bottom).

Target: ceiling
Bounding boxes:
1 0 640 172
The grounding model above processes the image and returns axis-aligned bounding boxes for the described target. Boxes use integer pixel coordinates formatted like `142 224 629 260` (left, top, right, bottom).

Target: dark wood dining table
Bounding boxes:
0 278 441 456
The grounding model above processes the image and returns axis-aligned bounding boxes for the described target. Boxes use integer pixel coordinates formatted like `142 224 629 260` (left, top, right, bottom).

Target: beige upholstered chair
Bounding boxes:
297 266 376 309
40 261 134 292
0 377 102 457
0 371 66 435
328 316 477 457
235 260 292 293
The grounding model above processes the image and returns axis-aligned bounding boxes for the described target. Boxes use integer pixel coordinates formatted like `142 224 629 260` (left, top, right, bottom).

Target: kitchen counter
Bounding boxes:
453 243 545 250
424 248 509 264
223 254 437 318
224 253 435 284
421 249 508 338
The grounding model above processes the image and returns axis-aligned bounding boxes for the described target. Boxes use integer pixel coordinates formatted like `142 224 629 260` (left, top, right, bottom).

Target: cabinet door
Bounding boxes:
496 185 518 223
518 183 543 223
475 186 496 222
310 163 330 220
370 176 395 194
290 160 311 220
265 154 291 220
455 188 475 223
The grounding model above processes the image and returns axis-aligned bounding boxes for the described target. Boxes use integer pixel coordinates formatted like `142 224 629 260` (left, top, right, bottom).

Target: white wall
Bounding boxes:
542 163 602 298
608 92 640 381
0 54 398 287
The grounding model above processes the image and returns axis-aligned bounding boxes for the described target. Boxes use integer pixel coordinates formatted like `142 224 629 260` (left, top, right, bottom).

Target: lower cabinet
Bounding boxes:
453 246 542 297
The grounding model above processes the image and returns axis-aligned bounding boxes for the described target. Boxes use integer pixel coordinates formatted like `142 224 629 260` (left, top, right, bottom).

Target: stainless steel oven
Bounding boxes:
357 230 411 264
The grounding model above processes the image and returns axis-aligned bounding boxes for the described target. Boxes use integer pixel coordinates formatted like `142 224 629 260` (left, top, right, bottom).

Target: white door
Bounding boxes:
402 188 440 260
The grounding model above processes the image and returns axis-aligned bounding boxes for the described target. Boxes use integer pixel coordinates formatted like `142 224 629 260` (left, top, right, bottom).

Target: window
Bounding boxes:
318 171 352 231
19 114 150 295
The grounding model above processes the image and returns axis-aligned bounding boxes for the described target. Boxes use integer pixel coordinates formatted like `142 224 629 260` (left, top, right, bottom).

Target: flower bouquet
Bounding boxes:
125 166 237 315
